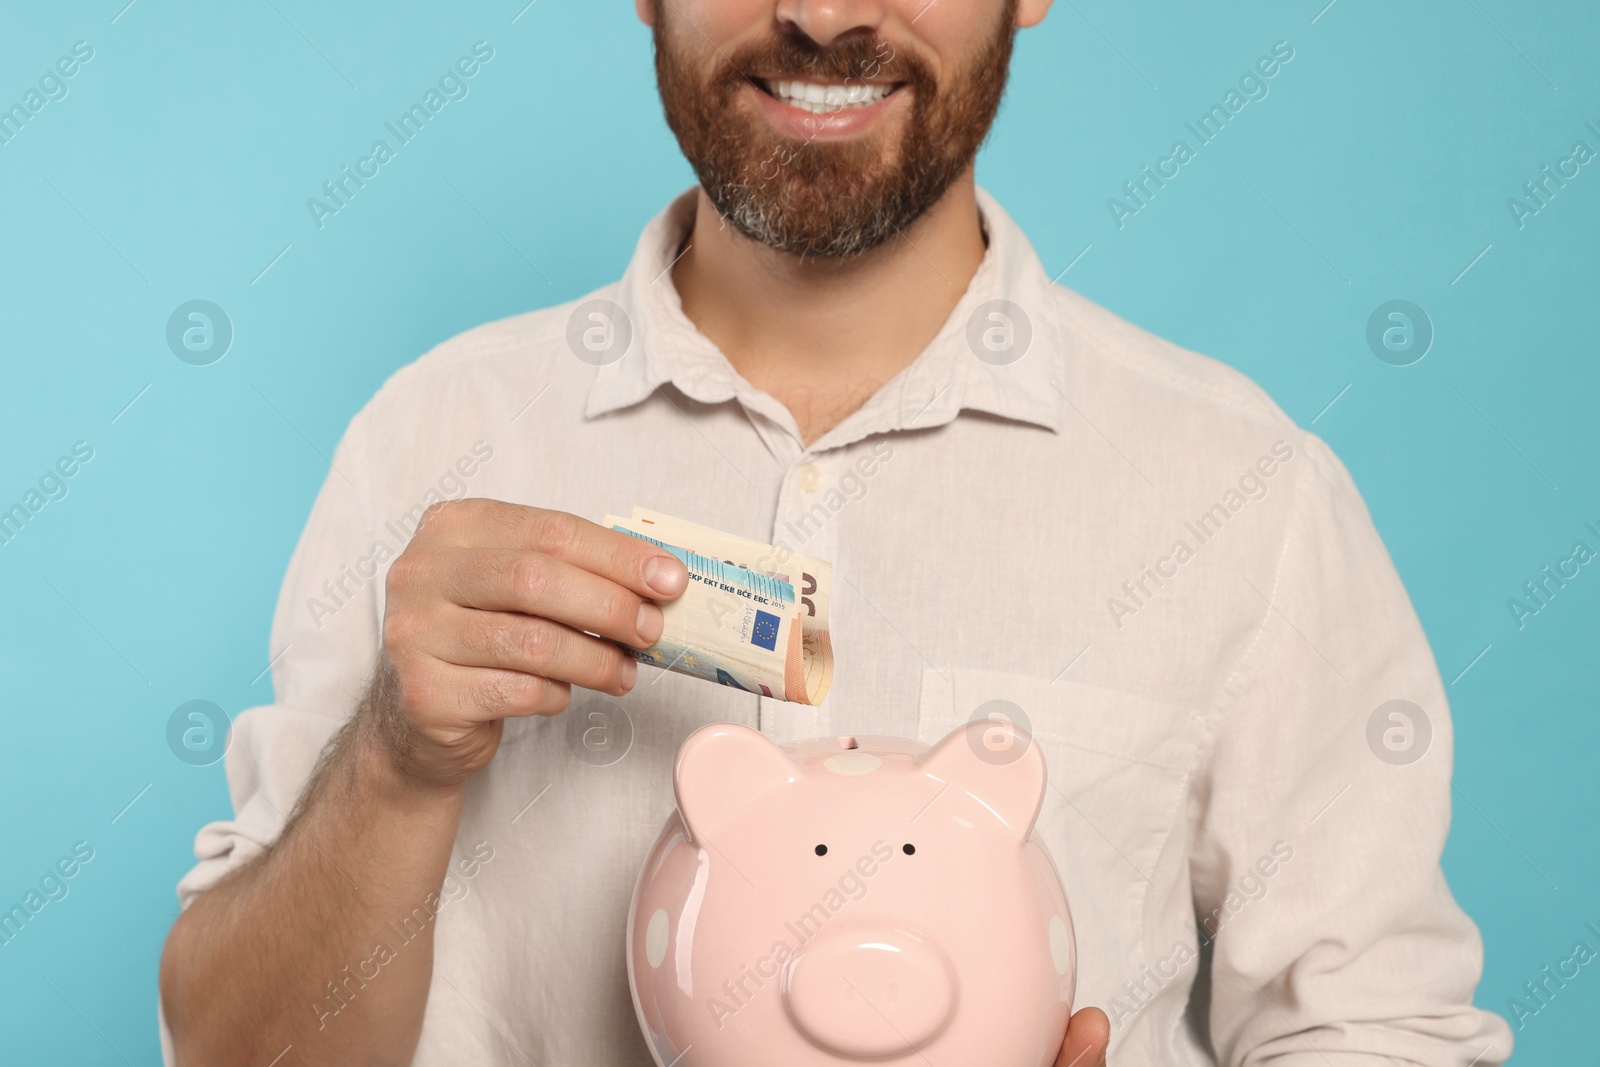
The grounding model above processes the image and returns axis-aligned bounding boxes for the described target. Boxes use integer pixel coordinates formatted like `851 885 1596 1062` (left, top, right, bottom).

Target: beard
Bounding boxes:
652 4 1018 259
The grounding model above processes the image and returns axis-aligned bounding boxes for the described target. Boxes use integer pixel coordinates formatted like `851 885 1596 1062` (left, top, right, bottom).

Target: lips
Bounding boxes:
744 75 909 143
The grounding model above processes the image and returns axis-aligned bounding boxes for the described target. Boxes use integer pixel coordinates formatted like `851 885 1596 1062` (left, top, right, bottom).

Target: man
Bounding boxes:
159 1 1513 1064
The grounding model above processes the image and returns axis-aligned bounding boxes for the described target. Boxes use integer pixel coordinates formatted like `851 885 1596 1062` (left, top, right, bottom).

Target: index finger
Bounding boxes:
432 500 689 600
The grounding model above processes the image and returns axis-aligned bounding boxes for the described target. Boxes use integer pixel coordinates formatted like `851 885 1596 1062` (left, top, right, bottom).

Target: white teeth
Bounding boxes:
766 79 892 113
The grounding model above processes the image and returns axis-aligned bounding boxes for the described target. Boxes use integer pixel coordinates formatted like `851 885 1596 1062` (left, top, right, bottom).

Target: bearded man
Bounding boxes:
158 2 1512 1065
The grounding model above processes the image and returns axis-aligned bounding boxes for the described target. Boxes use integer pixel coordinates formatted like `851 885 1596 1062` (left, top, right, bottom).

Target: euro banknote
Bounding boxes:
601 508 834 705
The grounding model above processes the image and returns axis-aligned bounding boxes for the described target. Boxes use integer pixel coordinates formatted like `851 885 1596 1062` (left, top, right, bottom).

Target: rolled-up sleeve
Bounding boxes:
175 403 381 908
1190 431 1514 1065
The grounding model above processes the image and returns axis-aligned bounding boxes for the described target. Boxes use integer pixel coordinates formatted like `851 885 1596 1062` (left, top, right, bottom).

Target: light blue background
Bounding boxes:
1 0 1595 1062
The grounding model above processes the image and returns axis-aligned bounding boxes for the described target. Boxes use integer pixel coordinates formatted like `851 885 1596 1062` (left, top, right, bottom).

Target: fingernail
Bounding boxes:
635 601 664 645
644 555 687 598
620 657 637 691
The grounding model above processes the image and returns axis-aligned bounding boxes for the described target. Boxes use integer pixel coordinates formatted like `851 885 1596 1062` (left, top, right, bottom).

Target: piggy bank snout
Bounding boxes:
783 925 956 1058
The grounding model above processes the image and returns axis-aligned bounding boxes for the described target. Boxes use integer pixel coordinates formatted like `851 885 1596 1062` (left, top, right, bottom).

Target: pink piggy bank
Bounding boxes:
627 719 1076 1067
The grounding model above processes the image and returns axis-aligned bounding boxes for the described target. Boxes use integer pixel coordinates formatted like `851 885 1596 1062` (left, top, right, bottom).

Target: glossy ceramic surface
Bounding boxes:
627 719 1076 1066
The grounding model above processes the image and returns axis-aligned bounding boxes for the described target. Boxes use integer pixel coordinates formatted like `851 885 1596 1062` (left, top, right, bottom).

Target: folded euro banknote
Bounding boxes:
601 508 834 705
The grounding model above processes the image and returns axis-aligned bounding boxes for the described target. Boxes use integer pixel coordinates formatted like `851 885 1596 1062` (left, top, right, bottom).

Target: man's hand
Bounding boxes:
162 498 689 1065
367 499 689 787
1055 1007 1110 1067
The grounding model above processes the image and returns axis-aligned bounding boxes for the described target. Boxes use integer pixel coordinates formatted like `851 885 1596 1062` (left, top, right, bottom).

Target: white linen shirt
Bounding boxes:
165 188 1513 1066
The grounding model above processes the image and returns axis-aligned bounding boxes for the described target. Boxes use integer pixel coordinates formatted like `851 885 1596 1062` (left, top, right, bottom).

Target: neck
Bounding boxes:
671 172 987 446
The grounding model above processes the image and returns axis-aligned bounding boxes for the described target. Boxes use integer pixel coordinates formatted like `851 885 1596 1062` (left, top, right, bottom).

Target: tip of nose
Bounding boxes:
783 927 956 1057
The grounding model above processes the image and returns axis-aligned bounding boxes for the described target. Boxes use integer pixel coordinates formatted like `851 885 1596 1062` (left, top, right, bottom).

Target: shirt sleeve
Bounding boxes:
174 401 382 908
1189 431 1513 1065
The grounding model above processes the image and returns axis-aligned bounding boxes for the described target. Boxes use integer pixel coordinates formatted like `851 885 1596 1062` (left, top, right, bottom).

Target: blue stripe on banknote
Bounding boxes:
612 527 797 607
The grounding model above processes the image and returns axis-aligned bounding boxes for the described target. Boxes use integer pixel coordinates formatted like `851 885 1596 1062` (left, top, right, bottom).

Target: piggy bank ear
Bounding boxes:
674 723 799 845
917 719 1047 840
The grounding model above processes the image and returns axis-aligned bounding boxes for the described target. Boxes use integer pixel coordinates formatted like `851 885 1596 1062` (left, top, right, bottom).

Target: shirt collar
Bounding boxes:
584 186 1066 441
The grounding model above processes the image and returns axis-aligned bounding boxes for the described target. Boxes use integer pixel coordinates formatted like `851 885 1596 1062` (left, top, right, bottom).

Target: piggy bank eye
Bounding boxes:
902 843 916 856
814 844 828 857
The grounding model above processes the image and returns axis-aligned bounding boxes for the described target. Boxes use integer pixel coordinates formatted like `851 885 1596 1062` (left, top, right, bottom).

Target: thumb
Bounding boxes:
1055 1006 1110 1067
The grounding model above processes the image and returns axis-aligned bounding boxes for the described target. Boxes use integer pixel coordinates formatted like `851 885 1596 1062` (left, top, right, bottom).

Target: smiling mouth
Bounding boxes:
754 77 904 114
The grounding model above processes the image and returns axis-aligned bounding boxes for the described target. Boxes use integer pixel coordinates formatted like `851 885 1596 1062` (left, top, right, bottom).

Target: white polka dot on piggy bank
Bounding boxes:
625 722 1076 1066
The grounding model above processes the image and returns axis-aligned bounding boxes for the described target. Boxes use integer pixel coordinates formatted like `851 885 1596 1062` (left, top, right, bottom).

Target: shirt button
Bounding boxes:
799 463 822 492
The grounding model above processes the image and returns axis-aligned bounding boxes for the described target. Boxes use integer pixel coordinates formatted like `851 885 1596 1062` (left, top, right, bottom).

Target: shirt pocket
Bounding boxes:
917 667 1200 998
